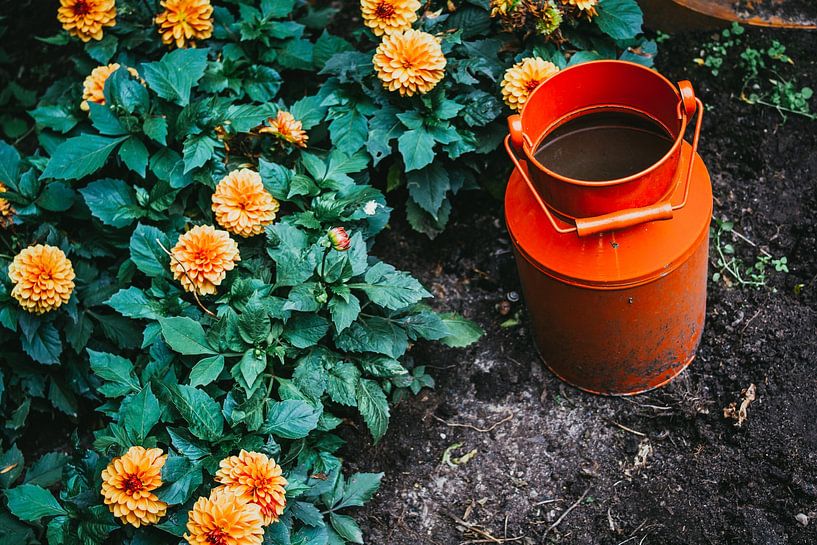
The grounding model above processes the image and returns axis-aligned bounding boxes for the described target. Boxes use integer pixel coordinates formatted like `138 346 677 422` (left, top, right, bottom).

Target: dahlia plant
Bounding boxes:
0 0 651 542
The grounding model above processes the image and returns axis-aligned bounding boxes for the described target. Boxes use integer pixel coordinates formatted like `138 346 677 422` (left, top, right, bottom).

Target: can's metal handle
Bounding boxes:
504 83 704 237
672 81 704 212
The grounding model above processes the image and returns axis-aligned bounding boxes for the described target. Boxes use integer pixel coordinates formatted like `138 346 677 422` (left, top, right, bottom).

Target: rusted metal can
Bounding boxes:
504 61 712 395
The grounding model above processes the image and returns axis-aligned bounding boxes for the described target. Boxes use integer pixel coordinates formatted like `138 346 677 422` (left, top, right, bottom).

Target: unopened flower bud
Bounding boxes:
327 227 351 252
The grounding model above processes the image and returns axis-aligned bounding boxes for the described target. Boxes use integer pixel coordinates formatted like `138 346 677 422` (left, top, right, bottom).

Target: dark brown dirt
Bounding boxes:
344 27 817 545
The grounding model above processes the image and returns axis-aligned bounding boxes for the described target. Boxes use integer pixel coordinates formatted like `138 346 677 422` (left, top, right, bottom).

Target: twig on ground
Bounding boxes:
740 308 763 334
432 412 514 433
543 487 591 538
532 498 561 507
447 513 523 544
156 238 216 317
604 418 647 437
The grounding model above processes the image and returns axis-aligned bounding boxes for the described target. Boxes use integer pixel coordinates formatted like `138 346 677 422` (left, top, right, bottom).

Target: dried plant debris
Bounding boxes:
723 383 757 427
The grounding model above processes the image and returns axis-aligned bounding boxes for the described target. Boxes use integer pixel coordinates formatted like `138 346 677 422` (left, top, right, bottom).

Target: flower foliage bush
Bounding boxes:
0 0 648 543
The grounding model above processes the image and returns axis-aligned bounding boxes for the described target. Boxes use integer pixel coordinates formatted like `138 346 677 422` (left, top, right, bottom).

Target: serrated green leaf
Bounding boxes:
106 287 163 320
329 513 363 544
398 127 435 171
156 454 203 505
29 105 78 133
80 178 144 228
189 355 225 388
439 313 483 347
165 384 224 441
23 452 68 488
41 134 127 180
328 292 360 333
129 223 173 278
121 384 161 440
118 136 149 177
142 48 209 106
5 484 67 521
87 349 140 397
327 363 359 407
355 380 389 442
348 262 431 310
283 314 329 349
160 317 217 355
596 0 643 40
36 181 75 212
334 472 383 509
262 400 320 439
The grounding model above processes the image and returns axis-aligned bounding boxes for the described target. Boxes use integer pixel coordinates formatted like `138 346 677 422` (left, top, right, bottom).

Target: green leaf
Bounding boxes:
283 314 330 349
349 262 431 310
398 127 435 171
0 444 24 488
88 102 127 135
328 292 360 333
165 384 224 441
596 0 643 40
329 513 363 544
334 316 408 359
160 317 217 355
23 452 68 488
329 109 368 155
291 501 325 527
238 350 266 391
238 298 271 344
142 48 210 106
225 103 277 132
5 484 67 521
129 223 173 278
118 136 149 177
284 284 320 313
121 384 161 440
41 134 127 180
20 319 62 364
107 287 163 320
143 115 168 145
189 355 225 388
105 67 149 114
313 31 353 69
156 455 203 505
0 140 21 186
29 105 78 133
36 182 75 212
80 178 144 228
406 163 450 219
87 349 140 397
327 363 359 407
85 34 118 63
439 313 483 347
183 133 217 173
262 400 320 439
334 472 383 509
355 380 389 442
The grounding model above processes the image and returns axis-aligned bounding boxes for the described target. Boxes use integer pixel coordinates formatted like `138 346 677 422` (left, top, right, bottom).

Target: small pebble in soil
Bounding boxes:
795 513 808 526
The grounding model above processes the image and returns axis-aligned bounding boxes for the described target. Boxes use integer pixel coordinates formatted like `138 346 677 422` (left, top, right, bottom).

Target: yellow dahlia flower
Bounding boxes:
214 450 288 525
373 29 446 97
258 111 309 148
561 0 597 16
155 0 213 48
57 0 116 42
170 225 240 296
100 446 168 528
361 0 421 36
501 57 559 112
0 183 14 228
8 245 75 315
212 169 279 238
185 488 264 545
80 63 140 112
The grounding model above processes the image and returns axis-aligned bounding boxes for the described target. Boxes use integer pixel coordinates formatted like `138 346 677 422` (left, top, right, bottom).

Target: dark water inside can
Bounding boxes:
534 110 674 182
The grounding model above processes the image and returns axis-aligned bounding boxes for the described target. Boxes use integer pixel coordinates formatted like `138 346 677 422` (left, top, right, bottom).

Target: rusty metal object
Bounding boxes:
641 0 817 30
503 61 712 395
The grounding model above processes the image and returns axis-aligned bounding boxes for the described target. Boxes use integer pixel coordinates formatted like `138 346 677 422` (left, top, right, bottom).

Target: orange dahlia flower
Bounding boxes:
185 488 264 545
373 29 446 97
500 57 559 112
100 446 168 528
155 0 213 48
212 169 279 238
214 450 288 526
0 183 15 228
170 225 240 296
259 111 308 148
8 245 75 315
57 0 116 42
80 63 140 111
561 0 597 16
361 0 421 36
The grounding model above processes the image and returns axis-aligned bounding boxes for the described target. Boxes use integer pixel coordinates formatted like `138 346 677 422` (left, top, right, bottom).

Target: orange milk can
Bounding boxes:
504 61 711 395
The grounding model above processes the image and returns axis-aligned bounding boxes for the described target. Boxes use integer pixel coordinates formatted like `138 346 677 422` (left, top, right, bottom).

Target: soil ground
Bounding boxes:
345 27 817 545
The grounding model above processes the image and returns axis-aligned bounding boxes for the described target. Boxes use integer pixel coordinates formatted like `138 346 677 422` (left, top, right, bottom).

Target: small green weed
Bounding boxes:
694 24 815 121
711 219 789 289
